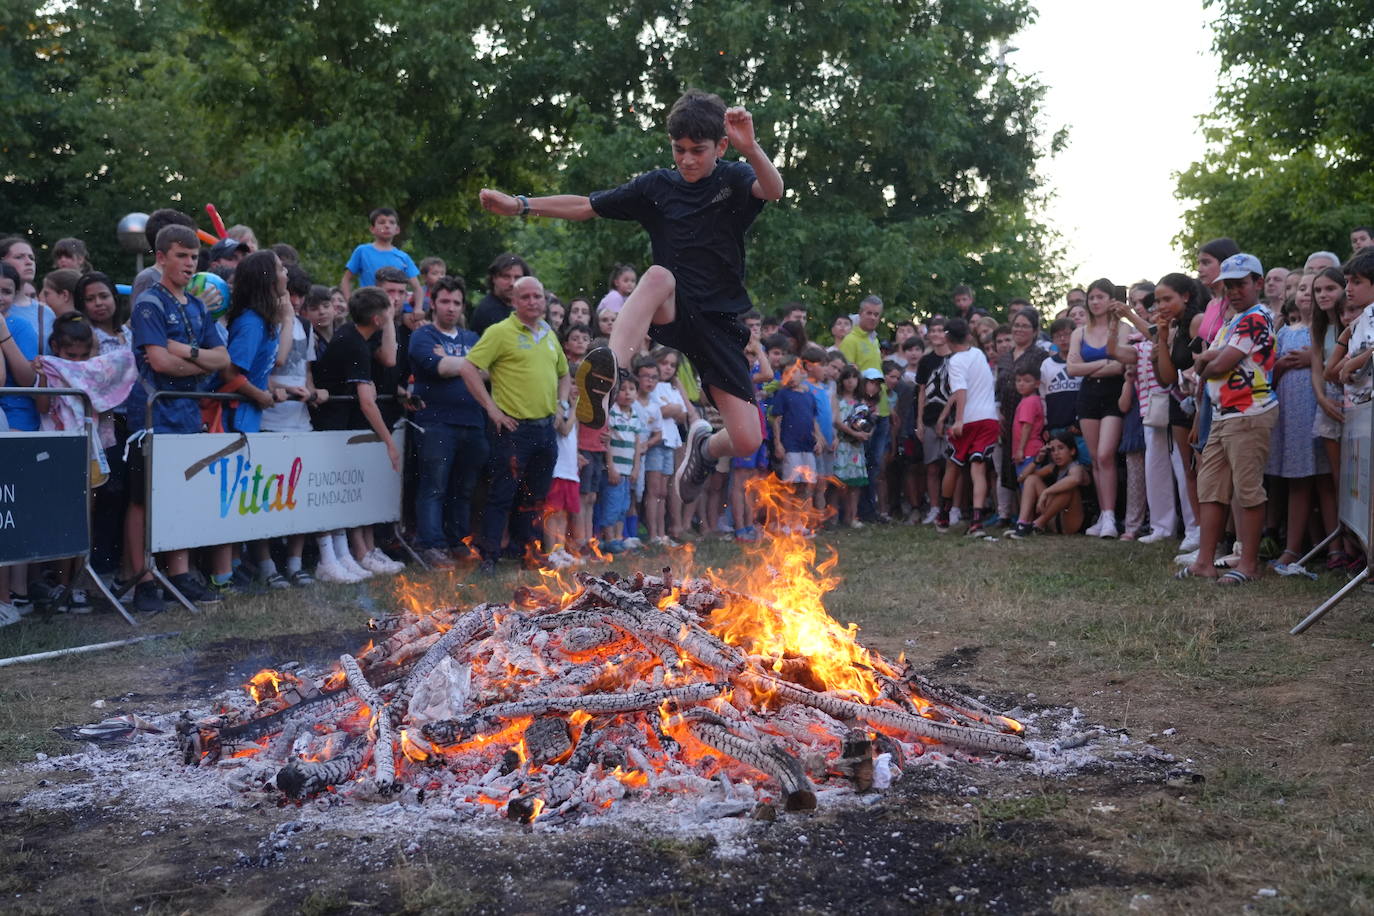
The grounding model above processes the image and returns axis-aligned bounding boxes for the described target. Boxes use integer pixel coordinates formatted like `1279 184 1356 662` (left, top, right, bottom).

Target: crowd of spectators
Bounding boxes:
2 211 1373 624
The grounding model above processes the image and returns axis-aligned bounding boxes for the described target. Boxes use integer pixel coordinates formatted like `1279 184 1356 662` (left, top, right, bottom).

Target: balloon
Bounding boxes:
205 203 228 240
187 272 231 319
115 284 132 295
196 229 219 246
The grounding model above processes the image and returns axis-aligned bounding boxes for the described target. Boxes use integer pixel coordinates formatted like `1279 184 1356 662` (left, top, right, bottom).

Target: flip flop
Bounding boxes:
1215 569 1255 586
1173 567 1204 581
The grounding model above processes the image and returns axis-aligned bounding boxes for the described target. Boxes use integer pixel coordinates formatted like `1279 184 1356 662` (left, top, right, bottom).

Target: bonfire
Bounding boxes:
177 480 1029 824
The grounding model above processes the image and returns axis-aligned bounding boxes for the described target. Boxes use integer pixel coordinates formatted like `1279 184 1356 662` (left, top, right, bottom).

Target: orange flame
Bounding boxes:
243 668 302 704
706 476 892 702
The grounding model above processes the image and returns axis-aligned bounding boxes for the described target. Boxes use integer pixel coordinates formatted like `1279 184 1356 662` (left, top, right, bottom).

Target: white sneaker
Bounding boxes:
1179 528 1201 552
1097 513 1118 539
949 508 963 526
1174 548 1199 566
0 602 19 626
922 507 940 525
623 537 643 550
1216 545 1243 568
315 560 361 584
1138 530 1169 544
339 552 374 580
1085 517 1103 537
364 548 404 573
360 551 397 575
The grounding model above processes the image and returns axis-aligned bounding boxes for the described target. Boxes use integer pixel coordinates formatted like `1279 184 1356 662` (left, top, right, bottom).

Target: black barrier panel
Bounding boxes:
0 432 90 564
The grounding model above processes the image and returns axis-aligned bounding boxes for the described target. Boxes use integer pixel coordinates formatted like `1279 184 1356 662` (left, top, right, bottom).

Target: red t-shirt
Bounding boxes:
1012 394 1045 461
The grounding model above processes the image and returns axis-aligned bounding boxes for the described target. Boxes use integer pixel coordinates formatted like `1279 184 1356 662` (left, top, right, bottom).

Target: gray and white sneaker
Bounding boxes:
674 419 714 504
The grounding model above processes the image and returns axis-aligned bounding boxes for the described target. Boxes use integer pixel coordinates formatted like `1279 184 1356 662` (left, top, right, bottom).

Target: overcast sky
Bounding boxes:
1013 0 1221 289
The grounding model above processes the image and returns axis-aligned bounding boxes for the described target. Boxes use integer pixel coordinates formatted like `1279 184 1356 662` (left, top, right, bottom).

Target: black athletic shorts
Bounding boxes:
648 301 755 407
1077 376 1124 421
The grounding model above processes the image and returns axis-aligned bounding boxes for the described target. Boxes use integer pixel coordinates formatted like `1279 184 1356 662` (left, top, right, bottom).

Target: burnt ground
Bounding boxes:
4 634 1176 916
1 764 1163 916
3 529 1372 913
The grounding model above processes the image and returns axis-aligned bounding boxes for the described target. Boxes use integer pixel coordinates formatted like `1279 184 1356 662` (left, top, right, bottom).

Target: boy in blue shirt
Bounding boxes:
339 207 423 304
769 356 823 509
127 224 231 612
479 89 783 506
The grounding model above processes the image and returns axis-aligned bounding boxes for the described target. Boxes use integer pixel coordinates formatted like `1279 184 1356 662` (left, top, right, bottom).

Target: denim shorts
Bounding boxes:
579 449 607 495
598 476 632 527
644 443 675 475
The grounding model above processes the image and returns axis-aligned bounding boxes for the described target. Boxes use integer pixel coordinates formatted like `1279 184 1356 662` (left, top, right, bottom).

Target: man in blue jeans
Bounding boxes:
457 276 570 573
408 276 488 567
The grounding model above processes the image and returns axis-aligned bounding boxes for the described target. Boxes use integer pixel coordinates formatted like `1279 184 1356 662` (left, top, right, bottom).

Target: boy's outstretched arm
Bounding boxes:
479 190 595 221
725 107 784 201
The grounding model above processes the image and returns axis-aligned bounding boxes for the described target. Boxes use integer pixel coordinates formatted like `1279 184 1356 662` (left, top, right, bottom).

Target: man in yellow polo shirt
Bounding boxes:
459 276 571 572
839 295 891 520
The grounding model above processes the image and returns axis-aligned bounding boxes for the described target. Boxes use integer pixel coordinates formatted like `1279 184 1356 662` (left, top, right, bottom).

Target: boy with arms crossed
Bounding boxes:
479 89 783 505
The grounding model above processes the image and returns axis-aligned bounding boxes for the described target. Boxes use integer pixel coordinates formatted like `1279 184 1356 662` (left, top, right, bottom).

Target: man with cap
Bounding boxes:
208 238 244 275
1178 253 1277 585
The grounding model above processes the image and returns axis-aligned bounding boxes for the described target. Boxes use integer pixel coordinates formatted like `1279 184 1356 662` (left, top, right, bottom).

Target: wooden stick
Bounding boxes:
0 632 178 668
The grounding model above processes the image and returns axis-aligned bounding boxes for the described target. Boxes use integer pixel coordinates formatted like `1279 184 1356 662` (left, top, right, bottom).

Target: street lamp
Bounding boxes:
117 212 149 275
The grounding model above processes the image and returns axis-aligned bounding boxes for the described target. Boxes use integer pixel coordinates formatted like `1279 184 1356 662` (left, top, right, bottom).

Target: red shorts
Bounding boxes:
546 478 581 515
946 418 999 466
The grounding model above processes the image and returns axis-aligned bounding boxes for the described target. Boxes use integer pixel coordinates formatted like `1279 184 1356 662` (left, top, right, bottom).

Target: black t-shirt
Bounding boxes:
589 159 764 314
312 324 375 431
470 293 512 338
915 351 950 426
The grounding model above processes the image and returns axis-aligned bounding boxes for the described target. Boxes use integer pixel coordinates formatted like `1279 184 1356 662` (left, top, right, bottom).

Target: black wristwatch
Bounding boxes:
189 346 200 361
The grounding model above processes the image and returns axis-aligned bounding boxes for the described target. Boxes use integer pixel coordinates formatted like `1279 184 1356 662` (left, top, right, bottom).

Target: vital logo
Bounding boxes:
209 455 302 518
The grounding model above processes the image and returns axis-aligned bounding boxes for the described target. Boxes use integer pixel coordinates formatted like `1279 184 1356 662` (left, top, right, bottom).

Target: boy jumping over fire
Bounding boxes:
479 89 784 504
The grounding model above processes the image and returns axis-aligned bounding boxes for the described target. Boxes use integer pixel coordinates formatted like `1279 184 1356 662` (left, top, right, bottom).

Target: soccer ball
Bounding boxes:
187 271 230 319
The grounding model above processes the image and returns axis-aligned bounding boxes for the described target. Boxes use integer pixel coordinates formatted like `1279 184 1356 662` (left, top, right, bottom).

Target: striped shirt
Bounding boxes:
608 404 645 473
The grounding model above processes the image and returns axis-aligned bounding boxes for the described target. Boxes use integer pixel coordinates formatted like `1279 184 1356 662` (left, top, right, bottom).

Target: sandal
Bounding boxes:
1268 549 1300 570
1326 551 1352 571
1173 567 1207 581
1216 569 1255 586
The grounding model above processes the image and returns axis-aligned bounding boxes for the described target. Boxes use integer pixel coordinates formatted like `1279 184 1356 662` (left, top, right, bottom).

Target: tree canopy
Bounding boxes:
2 0 1063 321
1175 0 1374 269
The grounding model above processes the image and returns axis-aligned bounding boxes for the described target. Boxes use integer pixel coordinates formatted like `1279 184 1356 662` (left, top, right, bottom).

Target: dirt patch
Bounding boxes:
2 762 1165 915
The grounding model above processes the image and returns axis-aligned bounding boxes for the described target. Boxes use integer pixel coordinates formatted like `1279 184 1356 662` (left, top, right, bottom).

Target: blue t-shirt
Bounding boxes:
807 380 834 446
345 244 419 288
589 159 764 314
225 310 280 433
0 314 39 430
129 285 223 433
7 300 58 356
409 324 484 427
769 386 818 452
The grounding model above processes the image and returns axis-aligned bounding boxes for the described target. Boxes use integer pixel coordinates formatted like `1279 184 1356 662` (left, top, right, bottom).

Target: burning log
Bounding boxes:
339 653 396 792
682 709 816 811
522 717 572 767
477 682 728 721
276 737 369 799
742 671 1031 758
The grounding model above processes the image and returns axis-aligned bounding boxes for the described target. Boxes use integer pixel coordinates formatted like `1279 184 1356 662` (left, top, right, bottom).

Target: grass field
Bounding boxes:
2 525 1372 914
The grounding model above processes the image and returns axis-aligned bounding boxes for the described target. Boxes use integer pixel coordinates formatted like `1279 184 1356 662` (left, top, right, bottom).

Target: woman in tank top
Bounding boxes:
1067 277 1132 539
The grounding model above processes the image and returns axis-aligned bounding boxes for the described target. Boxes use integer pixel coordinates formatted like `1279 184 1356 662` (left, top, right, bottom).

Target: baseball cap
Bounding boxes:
860 368 883 380
1216 253 1264 281
209 238 242 261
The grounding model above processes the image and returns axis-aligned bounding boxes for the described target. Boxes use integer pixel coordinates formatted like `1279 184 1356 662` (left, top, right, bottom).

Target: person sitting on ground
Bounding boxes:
1006 433 1090 537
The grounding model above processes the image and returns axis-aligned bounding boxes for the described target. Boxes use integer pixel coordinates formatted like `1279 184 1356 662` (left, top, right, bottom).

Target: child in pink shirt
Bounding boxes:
1012 368 1045 474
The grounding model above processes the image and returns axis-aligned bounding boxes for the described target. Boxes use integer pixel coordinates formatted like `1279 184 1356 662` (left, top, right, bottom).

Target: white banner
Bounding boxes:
1339 399 1372 554
148 429 404 552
